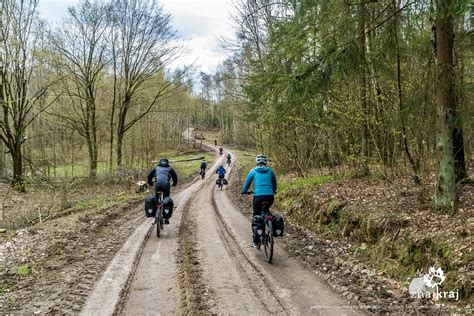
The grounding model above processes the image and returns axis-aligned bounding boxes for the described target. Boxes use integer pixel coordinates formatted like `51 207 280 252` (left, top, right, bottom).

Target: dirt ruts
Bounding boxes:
1 200 144 314
210 188 289 314
176 185 216 314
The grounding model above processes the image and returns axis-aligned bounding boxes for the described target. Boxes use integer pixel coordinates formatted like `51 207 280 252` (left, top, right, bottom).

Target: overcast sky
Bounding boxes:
38 0 236 74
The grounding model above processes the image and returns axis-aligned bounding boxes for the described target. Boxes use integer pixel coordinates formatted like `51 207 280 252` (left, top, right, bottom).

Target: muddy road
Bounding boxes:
82 149 361 315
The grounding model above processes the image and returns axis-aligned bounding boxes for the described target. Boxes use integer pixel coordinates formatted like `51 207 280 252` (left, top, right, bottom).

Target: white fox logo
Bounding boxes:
423 267 446 288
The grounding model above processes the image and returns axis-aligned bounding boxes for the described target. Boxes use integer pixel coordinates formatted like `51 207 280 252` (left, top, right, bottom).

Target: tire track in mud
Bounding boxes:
210 188 290 314
174 154 281 314
115 150 222 315
176 183 216 314
115 176 212 314
114 223 153 314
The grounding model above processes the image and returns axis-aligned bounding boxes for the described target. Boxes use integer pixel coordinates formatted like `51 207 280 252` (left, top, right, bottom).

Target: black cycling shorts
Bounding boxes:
252 195 274 217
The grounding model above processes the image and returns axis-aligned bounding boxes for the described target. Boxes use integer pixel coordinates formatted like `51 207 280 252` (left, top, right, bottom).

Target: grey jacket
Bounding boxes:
147 163 178 186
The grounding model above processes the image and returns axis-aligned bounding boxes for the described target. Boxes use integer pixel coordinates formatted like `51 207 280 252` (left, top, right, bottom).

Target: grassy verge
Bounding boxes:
164 150 214 181
71 192 141 212
230 148 257 180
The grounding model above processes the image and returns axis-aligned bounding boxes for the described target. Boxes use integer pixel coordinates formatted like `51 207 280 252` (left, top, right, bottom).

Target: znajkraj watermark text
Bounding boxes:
409 267 459 301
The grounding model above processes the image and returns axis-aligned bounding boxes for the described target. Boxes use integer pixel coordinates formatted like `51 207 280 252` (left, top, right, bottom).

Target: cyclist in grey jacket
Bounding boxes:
147 158 178 198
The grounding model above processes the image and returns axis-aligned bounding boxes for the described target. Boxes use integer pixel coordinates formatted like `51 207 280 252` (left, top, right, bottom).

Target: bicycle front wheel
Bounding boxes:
263 221 274 263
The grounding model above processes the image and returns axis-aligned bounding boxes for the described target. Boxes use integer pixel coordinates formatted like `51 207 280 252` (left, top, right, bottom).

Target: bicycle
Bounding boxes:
200 169 206 180
244 192 274 263
216 177 224 190
226 158 231 167
153 191 165 237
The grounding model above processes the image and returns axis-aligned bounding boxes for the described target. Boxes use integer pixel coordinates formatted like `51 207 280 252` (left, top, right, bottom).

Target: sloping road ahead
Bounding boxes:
82 145 362 315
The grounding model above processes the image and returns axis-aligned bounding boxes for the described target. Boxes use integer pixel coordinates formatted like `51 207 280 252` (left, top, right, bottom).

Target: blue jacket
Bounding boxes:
216 166 226 176
241 166 277 197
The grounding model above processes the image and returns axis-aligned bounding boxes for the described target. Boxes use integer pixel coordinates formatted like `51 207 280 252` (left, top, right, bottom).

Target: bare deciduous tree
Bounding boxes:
49 0 109 178
0 0 55 190
109 0 186 167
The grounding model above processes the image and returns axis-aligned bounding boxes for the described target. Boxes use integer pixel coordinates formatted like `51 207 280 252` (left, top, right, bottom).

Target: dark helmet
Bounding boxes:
159 158 169 166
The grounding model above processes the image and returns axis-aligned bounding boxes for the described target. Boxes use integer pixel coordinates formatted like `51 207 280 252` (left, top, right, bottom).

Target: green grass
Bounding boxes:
231 148 257 179
202 130 221 143
15 264 31 277
279 175 334 191
42 148 214 180
73 192 140 211
52 161 110 177
155 149 214 180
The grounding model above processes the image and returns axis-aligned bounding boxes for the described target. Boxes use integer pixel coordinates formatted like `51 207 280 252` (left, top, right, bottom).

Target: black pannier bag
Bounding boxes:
272 214 284 237
162 197 174 219
144 195 157 218
252 215 264 237
223 179 228 185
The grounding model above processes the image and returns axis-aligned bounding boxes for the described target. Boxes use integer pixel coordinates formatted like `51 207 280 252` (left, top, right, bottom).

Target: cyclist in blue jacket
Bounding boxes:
216 164 226 178
241 155 277 247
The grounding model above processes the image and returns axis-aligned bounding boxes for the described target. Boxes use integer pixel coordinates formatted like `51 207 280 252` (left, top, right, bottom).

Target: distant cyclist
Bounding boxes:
226 153 232 166
219 147 223 156
200 159 207 179
241 155 277 248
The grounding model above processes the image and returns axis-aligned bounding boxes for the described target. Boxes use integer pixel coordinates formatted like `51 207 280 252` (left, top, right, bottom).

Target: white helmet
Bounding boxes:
256 154 267 165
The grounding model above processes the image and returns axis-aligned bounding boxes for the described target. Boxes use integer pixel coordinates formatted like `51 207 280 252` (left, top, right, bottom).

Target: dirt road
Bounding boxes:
82 149 361 315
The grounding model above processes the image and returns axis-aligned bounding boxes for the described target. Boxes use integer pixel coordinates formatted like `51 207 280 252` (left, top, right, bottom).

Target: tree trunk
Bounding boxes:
116 127 125 168
11 147 25 191
87 135 97 178
116 95 130 167
453 126 467 181
109 47 118 172
109 107 115 171
453 14 467 182
434 0 457 209
393 0 420 184
71 132 75 177
0 141 4 177
357 1 369 176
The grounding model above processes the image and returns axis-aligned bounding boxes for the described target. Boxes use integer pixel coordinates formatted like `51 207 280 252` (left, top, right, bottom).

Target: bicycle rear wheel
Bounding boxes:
156 207 162 238
263 221 274 263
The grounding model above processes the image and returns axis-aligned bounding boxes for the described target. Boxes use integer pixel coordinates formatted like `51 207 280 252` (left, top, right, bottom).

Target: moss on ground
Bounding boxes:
274 174 472 302
15 264 32 277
